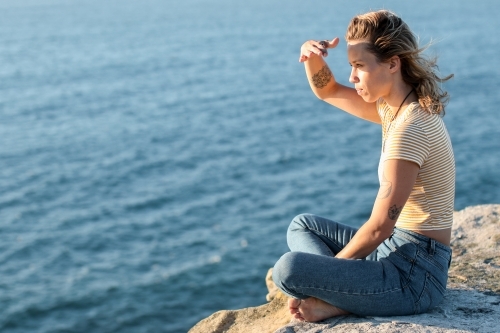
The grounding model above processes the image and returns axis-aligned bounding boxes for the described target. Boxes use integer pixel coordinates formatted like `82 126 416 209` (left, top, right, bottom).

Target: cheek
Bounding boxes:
364 71 383 88
359 72 374 87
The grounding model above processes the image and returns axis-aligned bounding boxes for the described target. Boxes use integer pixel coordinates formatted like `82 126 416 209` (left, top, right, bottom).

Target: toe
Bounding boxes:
293 312 304 321
288 298 302 308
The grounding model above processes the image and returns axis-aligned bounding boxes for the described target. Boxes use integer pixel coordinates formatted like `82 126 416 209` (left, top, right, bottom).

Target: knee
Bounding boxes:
291 213 312 226
287 213 313 242
288 213 312 233
272 252 303 289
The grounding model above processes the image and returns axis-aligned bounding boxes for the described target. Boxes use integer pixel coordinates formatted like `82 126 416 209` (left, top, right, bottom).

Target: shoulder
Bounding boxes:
385 104 431 167
393 104 430 138
402 104 450 144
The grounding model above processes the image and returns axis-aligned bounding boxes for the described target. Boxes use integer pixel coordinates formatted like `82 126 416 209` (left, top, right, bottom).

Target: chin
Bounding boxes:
361 95 375 103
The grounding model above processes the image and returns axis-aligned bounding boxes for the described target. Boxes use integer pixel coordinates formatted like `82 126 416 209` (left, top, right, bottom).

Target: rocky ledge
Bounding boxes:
189 204 500 333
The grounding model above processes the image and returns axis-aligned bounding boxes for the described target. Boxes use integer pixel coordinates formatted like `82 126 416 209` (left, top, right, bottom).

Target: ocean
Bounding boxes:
1 0 499 332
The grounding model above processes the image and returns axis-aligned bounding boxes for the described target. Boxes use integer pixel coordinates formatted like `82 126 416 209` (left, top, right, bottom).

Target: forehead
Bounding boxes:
347 41 375 62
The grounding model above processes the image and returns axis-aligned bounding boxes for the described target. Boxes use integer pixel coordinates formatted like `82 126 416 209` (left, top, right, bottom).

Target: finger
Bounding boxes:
316 45 328 57
307 43 326 57
318 40 329 48
312 41 329 57
319 37 339 49
299 51 313 62
303 47 323 59
310 45 325 57
329 37 340 49
300 40 329 61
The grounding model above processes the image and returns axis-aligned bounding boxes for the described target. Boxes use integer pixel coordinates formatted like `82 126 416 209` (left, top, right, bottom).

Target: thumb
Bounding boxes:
329 37 340 49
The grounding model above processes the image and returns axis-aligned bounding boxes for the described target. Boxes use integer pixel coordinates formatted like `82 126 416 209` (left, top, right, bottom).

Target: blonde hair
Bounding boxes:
345 10 453 115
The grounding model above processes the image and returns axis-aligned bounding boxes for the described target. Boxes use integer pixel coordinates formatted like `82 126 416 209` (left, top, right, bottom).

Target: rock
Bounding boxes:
448 205 500 293
276 287 500 332
188 288 289 333
189 204 500 333
265 267 280 302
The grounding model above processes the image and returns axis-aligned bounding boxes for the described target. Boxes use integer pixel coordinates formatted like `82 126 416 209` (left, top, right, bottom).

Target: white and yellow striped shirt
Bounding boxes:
378 100 455 230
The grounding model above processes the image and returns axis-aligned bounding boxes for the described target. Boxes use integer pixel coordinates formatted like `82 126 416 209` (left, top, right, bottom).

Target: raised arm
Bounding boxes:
334 159 420 259
300 38 380 124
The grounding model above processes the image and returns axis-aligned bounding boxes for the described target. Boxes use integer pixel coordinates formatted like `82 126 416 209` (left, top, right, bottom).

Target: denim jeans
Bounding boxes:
272 214 452 316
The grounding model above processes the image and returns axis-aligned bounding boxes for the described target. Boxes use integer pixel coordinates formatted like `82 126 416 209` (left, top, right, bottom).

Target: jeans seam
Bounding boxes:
392 248 417 263
296 285 404 296
417 251 446 272
427 273 447 294
434 251 451 263
413 273 429 314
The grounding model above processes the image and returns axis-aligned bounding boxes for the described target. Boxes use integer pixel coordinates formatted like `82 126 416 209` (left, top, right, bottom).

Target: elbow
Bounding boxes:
313 83 338 101
312 90 330 102
369 221 394 243
371 229 392 244
315 94 326 102
379 228 393 241
311 89 326 101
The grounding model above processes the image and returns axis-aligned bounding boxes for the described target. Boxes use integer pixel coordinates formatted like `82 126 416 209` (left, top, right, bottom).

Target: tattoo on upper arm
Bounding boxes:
311 65 333 89
388 204 403 220
377 171 392 199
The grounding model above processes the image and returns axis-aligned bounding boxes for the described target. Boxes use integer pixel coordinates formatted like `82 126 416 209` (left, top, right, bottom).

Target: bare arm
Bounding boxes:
300 38 380 124
335 159 420 259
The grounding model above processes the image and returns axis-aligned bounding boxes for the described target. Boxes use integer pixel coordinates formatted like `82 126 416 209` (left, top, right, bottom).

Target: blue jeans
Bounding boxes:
272 214 452 316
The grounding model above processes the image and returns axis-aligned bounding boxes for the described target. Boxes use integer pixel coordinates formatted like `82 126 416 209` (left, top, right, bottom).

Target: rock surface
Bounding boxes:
189 204 500 333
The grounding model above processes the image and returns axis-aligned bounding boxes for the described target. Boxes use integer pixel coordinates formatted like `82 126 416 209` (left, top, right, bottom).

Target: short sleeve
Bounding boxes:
384 121 429 168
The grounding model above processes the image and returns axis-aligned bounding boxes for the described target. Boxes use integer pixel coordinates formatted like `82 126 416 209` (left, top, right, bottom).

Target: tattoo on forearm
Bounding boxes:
311 65 333 89
388 204 403 220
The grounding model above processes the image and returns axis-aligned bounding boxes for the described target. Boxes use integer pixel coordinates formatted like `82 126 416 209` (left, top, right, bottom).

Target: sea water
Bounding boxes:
0 0 499 332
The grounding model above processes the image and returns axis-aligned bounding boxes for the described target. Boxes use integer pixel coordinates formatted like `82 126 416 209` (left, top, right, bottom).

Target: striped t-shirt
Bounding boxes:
378 100 455 230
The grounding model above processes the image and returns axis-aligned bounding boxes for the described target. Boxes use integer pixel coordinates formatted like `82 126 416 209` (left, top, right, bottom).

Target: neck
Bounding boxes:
385 85 417 116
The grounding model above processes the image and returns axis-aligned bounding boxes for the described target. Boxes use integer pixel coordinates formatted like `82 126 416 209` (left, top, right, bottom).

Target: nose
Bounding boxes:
349 67 359 84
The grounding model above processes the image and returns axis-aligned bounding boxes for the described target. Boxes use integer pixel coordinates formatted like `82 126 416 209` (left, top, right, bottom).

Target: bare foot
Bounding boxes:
288 297 349 322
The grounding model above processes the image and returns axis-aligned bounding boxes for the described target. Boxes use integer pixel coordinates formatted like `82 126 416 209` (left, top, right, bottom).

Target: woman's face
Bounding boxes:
347 40 392 103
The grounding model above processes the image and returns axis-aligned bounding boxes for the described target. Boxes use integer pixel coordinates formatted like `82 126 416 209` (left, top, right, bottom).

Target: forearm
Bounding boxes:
304 54 338 100
335 219 392 259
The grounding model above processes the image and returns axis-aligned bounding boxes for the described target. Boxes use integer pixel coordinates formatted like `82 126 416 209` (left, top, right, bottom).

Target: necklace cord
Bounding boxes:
391 89 415 122
383 89 414 152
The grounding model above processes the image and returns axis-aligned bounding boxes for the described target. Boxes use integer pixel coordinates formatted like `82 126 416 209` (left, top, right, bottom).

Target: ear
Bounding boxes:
388 56 401 73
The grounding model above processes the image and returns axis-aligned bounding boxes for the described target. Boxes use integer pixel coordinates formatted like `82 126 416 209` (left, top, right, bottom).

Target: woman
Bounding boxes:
272 10 455 322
